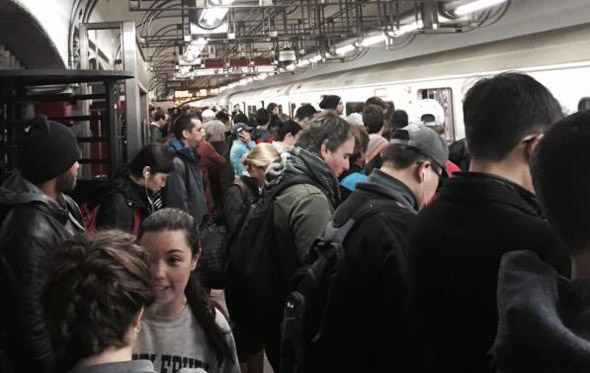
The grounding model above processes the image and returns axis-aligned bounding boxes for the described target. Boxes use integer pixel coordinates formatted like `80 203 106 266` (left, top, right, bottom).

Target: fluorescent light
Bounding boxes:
360 34 386 47
335 44 356 55
392 20 423 37
454 0 507 16
184 37 207 61
199 7 228 29
297 59 310 67
310 55 322 63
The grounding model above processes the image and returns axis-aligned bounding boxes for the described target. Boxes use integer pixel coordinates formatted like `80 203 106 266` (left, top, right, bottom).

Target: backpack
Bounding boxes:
224 174 318 332
82 203 141 234
280 199 402 373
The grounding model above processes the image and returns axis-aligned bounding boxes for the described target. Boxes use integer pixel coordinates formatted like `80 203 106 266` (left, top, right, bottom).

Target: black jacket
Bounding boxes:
0 172 84 373
222 176 259 237
165 142 208 226
320 169 424 373
95 177 152 233
492 250 590 373
409 172 571 372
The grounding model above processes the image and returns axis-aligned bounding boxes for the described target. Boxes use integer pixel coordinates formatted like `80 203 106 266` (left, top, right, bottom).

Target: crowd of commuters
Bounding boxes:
1 71 589 373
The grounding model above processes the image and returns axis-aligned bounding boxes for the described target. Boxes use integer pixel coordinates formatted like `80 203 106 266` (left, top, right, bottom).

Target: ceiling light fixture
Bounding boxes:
454 0 507 16
310 55 322 63
335 44 356 55
198 7 229 29
390 20 424 37
360 34 386 47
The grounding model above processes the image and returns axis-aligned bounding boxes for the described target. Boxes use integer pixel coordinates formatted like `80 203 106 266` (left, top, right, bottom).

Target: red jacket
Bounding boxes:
196 141 227 214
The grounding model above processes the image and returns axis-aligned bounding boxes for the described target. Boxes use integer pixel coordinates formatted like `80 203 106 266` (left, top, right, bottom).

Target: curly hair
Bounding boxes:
42 231 154 372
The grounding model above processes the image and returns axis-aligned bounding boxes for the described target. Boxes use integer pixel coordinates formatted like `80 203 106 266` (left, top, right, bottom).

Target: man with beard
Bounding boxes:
0 117 84 373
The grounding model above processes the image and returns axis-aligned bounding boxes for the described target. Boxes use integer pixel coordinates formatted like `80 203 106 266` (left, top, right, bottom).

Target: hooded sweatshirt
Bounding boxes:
492 250 590 372
314 169 425 373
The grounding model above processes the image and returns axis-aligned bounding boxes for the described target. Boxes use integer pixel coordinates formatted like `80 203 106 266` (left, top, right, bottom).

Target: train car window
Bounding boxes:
417 88 455 143
578 97 590 112
247 105 257 116
346 102 364 116
278 105 283 114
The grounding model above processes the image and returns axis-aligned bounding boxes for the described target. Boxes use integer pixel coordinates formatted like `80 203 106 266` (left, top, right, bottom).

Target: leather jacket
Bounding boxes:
0 172 84 372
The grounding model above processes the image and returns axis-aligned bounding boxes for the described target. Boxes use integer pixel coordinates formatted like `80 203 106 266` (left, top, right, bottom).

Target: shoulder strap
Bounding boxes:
323 198 401 244
232 179 249 205
132 209 141 235
268 174 319 201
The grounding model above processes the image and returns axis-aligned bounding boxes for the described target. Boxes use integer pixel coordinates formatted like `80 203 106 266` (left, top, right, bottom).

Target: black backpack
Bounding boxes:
225 174 319 332
280 198 401 373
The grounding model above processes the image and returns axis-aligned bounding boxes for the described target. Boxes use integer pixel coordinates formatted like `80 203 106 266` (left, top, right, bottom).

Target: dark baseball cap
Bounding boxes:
389 124 449 174
231 122 253 136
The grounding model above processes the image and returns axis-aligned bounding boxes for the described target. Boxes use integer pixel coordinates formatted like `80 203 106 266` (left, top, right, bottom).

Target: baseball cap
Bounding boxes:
201 109 216 119
389 124 449 174
231 122 253 136
409 99 445 127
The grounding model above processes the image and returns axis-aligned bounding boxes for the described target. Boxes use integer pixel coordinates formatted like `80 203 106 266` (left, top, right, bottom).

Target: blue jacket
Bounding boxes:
165 139 208 226
230 139 255 177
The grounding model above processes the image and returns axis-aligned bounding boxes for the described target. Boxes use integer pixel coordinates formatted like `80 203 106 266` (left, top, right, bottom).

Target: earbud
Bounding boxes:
144 171 150 179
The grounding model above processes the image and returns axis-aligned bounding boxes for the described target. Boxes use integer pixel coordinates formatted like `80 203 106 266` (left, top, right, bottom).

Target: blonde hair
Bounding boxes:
242 143 281 168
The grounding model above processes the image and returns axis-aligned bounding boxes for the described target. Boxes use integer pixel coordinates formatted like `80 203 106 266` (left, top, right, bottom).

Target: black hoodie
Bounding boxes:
0 172 84 372
316 169 424 373
492 250 590 372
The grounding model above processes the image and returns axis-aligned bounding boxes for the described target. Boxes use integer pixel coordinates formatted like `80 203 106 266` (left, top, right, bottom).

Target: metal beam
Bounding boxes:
122 21 142 161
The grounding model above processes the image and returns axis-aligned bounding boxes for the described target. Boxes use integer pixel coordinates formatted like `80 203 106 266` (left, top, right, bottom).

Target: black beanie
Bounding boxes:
319 95 341 110
18 117 80 184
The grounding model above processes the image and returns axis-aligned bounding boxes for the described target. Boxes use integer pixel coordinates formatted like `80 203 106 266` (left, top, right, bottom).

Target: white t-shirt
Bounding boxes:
133 306 239 373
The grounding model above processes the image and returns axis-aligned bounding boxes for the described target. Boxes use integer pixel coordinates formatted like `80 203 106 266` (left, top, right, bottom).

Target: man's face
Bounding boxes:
55 161 79 193
321 136 355 177
185 119 205 148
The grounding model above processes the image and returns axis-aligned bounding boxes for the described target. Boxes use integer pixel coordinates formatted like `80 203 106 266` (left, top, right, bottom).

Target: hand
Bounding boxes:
239 132 251 143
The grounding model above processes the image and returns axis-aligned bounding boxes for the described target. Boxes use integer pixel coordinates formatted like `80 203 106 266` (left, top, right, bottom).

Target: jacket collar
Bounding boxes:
356 169 419 213
440 171 542 216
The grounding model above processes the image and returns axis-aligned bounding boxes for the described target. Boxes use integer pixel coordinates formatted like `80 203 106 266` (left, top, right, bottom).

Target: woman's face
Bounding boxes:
145 172 168 193
140 230 198 316
247 164 267 185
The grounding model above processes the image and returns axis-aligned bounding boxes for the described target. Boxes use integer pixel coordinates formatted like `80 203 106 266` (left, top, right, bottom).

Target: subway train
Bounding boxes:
193 23 590 143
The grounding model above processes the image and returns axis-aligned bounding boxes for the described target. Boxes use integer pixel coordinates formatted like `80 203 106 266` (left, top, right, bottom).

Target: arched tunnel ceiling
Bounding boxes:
0 0 64 69
92 0 443 97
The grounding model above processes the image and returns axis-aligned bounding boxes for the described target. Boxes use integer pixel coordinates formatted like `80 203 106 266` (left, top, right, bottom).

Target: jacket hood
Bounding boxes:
492 250 590 370
0 172 62 210
356 169 419 213
265 147 340 203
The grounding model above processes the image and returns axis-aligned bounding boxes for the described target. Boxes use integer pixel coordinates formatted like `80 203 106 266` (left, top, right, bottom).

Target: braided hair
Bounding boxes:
42 231 154 372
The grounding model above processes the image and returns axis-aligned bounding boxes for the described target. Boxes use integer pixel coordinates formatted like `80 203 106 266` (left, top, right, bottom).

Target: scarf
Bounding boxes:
265 147 340 204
